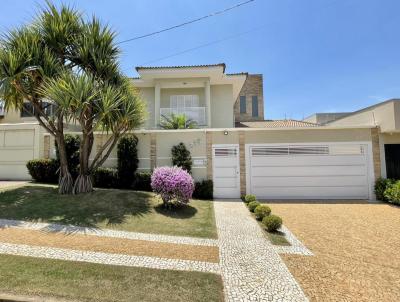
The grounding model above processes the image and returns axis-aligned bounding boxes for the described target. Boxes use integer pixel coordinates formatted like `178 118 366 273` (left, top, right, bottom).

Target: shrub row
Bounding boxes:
374 177 400 205
93 169 152 191
243 194 283 232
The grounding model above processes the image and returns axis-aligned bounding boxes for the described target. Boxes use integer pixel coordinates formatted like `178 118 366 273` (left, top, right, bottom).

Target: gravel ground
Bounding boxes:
268 202 400 302
0 228 219 263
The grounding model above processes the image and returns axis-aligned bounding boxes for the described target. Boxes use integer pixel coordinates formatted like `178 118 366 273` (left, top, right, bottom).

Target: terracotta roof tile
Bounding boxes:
135 63 226 72
236 119 319 128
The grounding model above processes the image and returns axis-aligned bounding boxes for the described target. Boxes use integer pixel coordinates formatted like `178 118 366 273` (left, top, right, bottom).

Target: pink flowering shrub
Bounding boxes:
151 166 195 207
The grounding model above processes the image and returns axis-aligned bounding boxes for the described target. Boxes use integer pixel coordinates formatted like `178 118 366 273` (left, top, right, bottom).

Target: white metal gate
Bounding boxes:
212 145 240 198
247 143 372 199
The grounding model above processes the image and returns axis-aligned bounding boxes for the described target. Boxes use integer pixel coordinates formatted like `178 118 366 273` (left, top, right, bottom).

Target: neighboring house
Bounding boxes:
0 64 399 201
323 99 400 179
303 112 350 125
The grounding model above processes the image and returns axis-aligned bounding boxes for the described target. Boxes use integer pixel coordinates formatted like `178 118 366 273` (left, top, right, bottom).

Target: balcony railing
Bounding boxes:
160 107 206 126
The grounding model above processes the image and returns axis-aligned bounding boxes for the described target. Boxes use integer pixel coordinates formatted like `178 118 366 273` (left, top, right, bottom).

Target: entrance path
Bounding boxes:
214 201 308 302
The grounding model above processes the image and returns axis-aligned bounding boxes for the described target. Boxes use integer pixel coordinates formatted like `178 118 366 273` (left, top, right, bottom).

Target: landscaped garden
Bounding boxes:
242 194 290 246
0 185 217 239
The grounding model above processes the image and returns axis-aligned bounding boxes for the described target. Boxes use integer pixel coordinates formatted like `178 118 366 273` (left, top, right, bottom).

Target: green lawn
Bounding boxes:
0 185 217 238
0 254 224 302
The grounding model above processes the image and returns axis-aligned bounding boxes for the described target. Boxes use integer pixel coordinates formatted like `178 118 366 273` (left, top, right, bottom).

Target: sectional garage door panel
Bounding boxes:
0 128 36 180
248 144 370 199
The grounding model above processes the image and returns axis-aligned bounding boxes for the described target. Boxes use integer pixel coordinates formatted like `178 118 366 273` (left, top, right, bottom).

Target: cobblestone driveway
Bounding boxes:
270 202 400 302
214 201 308 302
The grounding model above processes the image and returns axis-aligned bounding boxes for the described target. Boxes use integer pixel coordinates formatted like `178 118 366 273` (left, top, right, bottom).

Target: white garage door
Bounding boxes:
248 143 371 199
0 128 36 180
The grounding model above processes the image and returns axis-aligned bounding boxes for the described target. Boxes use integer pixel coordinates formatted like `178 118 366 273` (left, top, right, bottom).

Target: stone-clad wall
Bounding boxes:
234 74 264 122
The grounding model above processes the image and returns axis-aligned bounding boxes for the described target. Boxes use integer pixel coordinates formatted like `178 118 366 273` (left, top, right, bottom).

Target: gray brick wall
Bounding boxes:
234 74 264 122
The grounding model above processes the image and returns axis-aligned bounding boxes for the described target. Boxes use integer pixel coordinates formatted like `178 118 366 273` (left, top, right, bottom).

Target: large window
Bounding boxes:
170 95 199 109
252 96 258 117
240 96 246 113
20 102 56 118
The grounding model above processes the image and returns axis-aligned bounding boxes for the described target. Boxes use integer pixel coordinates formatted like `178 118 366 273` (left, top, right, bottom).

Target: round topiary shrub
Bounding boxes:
262 215 283 232
247 201 261 212
240 194 246 202
151 166 195 208
254 205 271 220
244 194 257 204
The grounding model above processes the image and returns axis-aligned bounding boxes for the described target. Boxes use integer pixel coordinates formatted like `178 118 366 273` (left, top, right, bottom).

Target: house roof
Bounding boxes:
325 98 400 124
135 63 226 72
236 119 319 128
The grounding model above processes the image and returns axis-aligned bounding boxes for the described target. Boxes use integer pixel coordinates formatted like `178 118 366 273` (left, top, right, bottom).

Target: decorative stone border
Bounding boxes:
0 242 220 274
214 201 309 302
0 219 218 247
274 225 313 256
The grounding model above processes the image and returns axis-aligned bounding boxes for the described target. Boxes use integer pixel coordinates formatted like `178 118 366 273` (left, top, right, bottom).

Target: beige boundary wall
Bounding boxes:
44 125 377 178
3 125 381 197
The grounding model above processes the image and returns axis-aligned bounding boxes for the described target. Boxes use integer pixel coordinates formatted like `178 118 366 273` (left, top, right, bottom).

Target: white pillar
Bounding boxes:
205 80 211 127
154 83 161 128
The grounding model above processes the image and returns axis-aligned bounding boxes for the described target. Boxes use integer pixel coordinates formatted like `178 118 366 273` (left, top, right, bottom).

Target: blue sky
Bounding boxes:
1 0 399 120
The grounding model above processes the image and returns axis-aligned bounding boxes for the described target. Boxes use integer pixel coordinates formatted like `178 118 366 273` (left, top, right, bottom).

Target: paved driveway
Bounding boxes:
0 181 28 190
269 202 400 302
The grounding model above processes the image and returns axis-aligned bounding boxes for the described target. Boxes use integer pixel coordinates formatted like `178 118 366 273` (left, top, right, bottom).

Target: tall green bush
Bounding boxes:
117 135 139 189
171 143 192 173
55 134 80 179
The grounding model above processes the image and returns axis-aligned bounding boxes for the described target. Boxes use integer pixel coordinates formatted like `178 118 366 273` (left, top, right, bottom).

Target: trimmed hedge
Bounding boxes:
26 159 58 183
384 180 400 205
248 201 261 212
93 168 118 188
375 177 395 201
133 172 152 192
117 135 139 189
262 215 283 232
254 205 271 220
193 180 213 200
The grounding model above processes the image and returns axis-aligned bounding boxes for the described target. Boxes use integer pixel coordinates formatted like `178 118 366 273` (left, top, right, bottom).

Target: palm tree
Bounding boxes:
41 72 145 194
0 4 82 194
160 113 198 129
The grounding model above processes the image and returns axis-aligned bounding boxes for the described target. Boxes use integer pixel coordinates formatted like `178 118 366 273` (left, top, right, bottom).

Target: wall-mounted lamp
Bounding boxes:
223 130 229 135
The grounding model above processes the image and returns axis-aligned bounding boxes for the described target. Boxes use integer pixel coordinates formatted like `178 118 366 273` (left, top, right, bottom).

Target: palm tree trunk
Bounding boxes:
55 136 73 194
73 131 94 194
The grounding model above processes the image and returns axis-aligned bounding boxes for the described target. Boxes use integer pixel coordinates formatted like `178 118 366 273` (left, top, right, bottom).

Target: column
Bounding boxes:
205 80 211 127
239 131 246 196
371 127 381 180
154 83 161 128
150 133 157 170
206 131 213 180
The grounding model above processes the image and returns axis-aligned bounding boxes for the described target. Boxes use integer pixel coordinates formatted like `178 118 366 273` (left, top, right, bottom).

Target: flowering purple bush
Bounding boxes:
151 166 195 207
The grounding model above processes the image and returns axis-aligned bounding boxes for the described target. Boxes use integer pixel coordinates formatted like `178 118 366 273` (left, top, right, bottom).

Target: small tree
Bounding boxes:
117 135 139 189
160 114 197 129
171 143 192 173
151 166 194 208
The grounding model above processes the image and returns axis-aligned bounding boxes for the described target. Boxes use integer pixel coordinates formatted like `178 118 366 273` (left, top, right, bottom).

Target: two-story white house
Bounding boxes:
0 63 399 200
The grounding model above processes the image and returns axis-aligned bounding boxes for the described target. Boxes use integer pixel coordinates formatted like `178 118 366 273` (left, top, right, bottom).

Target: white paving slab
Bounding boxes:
274 226 313 256
0 242 220 274
0 219 218 247
214 201 309 302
